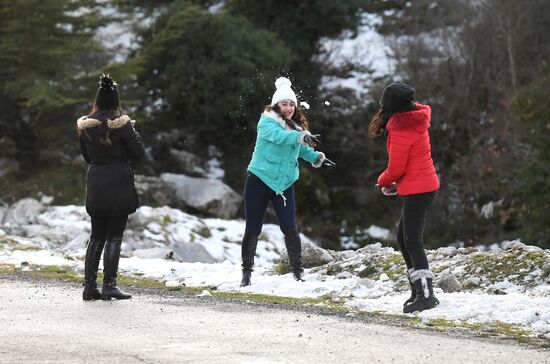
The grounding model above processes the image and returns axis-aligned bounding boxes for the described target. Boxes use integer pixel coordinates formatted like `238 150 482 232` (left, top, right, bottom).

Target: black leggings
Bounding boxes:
90 215 129 240
396 191 436 271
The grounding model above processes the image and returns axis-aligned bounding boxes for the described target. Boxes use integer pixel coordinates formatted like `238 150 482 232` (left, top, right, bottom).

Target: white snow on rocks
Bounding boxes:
1 200 549 338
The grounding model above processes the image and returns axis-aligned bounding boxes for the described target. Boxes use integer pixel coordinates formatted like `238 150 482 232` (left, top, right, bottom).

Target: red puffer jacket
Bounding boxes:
377 103 440 196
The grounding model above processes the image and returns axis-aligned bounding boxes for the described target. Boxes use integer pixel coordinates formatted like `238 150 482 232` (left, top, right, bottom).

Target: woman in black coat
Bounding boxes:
77 74 145 301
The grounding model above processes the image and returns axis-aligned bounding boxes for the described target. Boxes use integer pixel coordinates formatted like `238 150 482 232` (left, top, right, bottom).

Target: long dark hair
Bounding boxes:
266 104 310 131
368 108 392 138
85 104 124 146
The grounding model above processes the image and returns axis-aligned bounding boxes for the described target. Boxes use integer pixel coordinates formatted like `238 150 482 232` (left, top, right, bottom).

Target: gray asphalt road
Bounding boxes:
0 276 547 364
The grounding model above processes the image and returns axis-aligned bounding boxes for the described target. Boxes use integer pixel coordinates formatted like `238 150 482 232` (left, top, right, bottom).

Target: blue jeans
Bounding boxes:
244 173 296 235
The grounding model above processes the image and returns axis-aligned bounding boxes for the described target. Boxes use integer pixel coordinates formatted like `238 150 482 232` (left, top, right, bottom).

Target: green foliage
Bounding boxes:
137 2 290 143
0 0 105 167
0 161 86 205
226 0 366 102
513 64 550 247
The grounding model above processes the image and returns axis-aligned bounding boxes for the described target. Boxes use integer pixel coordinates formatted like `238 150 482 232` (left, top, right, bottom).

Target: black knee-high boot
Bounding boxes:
101 236 131 300
283 228 304 282
83 237 105 301
403 269 439 313
240 233 259 286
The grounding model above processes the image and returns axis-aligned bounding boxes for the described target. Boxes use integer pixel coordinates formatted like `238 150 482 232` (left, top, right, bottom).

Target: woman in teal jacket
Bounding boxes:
240 77 335 286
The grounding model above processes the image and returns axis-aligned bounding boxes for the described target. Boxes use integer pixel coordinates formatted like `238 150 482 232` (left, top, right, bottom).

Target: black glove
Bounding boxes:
322 158 335 168
303 133 321 146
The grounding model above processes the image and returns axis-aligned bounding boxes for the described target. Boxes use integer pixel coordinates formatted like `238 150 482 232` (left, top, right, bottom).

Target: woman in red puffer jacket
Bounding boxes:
370 82 440 314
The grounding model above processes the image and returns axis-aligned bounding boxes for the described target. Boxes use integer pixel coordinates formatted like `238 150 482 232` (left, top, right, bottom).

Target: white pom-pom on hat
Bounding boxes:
275 77 292 89
271 77 297 106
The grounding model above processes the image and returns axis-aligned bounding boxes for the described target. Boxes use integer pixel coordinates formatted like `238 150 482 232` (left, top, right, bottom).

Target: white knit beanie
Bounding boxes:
270 77 297 106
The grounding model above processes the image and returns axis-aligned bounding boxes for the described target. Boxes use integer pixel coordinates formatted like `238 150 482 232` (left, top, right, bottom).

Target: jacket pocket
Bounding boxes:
263 155 281 180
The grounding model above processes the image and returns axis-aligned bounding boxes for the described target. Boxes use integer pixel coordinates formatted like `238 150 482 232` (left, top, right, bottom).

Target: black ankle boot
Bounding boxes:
292 269 304 282
240 233 259 285
403 268 416 307
102 281 131 300
283 228 304 281
101 236 131 300
83 237 105 301
83 284 102 301
403 270 439 314
240 269 252 287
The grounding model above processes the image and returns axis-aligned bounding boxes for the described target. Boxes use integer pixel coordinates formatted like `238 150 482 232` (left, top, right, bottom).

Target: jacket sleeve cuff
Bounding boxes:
312 152 325 168
377 172 392 187
298 131 311 146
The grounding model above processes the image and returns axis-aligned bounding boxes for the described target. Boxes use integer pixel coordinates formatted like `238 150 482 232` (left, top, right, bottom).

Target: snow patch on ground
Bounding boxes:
1 203 549 338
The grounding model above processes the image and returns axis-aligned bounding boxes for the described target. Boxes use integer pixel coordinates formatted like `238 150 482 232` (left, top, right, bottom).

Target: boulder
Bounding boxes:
169 149 208 177
161 173 242 219
437 273 463 293
280 240 333 268
4 198 45 225
172 242 217 263
134 175 176 207
541 258 550 279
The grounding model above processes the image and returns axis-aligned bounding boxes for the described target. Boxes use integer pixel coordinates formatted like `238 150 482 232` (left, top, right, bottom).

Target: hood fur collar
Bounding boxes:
262 110 303 131
387 103 431 133
77 114 135 130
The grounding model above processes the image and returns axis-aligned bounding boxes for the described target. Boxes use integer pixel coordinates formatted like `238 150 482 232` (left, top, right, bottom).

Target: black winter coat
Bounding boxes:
77 114 145 217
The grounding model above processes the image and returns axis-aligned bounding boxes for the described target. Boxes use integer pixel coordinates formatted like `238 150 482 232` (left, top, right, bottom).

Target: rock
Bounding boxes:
132 247 184 262
541 258 550 278
280 240 333 268
503 240 526 251
465 277 481 287
172 242 217 263
161 173 242 219
336 271 353 279
436 246 458 257
169 149 208 177
4 198 45 225
62 233 89 253
22 224 84 247
437 273 463 293
134 175 176 207
338 250 357 260
458 247 479 254
0 205 7 225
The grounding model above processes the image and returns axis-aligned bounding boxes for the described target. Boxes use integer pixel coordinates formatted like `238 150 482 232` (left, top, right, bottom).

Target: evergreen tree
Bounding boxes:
132 1 291 183
226 0 367 107
513 65 550 248
0 0 103 167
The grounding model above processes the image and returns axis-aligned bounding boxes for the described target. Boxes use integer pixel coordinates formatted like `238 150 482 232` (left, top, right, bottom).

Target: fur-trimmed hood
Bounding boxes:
76 114 135 130
386 103 431 133
261 110 303 132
